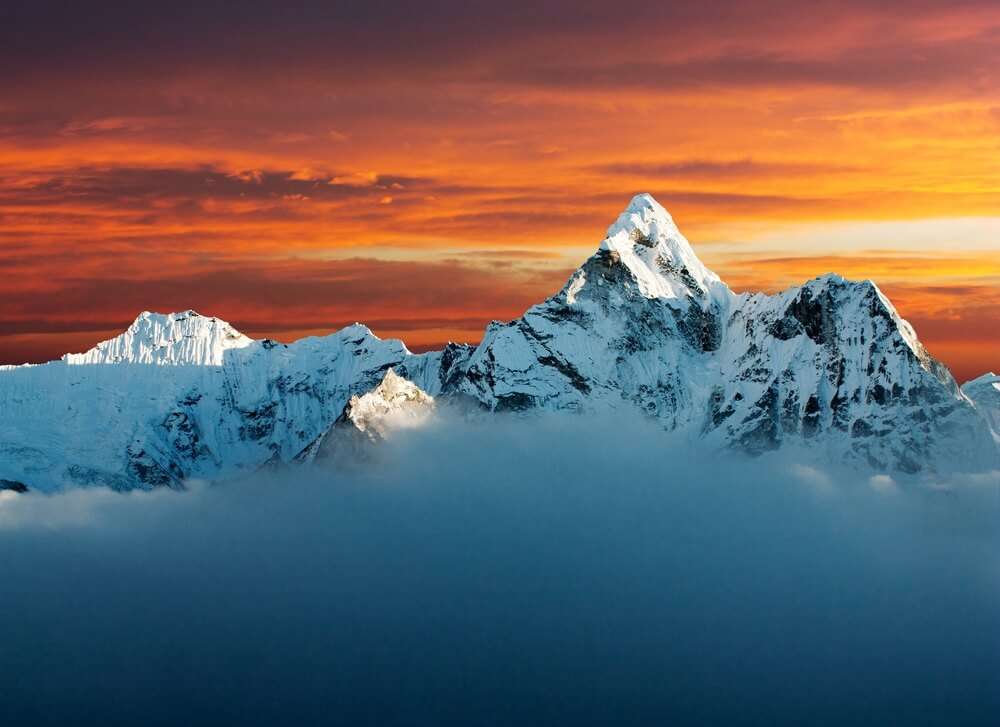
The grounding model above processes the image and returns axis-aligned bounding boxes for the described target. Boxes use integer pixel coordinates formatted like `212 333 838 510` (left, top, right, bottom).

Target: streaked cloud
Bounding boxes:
588 159 861 180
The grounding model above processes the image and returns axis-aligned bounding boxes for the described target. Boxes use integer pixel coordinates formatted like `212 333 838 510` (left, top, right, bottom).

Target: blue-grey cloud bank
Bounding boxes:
1 416 998 726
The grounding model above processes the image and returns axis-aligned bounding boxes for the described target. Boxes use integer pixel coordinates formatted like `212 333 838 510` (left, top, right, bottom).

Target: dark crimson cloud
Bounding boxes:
0 167 435 208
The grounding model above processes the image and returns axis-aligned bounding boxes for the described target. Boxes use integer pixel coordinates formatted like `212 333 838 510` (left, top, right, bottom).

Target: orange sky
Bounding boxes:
1 1 998 381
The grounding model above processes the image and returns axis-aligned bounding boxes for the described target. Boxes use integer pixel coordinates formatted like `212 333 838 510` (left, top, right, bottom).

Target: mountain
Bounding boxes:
296 368 437 465
450 195 995 472
1 194 996 491
962 373 1000 439
0 313 453 491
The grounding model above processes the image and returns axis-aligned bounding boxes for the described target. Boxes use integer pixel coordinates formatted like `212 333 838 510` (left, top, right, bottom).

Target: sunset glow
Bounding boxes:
3 1 998 381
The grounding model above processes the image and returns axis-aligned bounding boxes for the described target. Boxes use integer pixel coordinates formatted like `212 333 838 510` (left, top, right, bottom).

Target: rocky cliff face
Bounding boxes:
1 194 996 491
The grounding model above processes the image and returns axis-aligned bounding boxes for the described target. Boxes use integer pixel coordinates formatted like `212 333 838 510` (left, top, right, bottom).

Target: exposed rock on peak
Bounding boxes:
0 478 29 493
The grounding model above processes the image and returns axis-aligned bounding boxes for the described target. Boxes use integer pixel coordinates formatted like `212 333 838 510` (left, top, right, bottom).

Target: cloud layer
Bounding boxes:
1 415 998 726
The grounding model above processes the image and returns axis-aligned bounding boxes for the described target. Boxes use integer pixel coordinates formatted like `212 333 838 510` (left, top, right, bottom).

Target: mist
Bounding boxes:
2 414 998 726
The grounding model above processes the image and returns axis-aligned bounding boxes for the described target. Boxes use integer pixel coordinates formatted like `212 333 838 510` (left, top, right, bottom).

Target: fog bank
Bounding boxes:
2 415 998 726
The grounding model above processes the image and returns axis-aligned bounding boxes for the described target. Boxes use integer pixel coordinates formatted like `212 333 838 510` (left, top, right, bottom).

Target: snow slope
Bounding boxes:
962 373 1000 440
1 194 996 490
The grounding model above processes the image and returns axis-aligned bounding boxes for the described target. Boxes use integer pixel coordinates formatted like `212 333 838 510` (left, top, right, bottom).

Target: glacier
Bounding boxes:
1 194 997 491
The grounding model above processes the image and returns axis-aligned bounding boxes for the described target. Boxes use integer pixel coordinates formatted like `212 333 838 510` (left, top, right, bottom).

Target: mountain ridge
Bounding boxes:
2 194 996 491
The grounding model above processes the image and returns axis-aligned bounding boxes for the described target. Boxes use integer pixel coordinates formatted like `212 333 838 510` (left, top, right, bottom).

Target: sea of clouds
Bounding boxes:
1 414 998 726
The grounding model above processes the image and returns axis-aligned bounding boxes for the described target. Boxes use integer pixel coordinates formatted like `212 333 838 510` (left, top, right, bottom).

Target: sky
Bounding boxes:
1 0 999 381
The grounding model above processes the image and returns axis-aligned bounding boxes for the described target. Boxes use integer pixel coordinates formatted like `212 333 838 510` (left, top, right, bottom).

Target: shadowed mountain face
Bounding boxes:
1 195 997 491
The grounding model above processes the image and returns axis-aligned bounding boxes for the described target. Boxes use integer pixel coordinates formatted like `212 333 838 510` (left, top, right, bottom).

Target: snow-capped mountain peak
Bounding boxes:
63 310 254 366
1 193 997 491
345 368 436 439
296 369 436 465
600 193 726 303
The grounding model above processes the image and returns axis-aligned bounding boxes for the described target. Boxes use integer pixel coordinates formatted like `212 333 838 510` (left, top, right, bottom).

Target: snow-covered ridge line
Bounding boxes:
61 310 255 367
10 311 414 370
1 193 997 491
